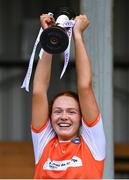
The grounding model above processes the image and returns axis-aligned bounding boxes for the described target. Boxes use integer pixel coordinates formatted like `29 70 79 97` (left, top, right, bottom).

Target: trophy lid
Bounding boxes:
53 6 76 20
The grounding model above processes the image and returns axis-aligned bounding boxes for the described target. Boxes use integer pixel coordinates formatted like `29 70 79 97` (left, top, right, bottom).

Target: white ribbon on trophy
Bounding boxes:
21 13 75 92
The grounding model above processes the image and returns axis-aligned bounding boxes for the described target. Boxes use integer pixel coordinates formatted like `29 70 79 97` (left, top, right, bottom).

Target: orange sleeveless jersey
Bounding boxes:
31 114 106 179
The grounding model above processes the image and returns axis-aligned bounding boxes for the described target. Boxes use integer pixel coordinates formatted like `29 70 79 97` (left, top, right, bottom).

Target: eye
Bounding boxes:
53 110 62 114
68 111 76 115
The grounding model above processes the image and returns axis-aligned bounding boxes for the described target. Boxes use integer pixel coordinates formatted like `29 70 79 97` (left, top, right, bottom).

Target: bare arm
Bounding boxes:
73 15 99 123
32 14 54 129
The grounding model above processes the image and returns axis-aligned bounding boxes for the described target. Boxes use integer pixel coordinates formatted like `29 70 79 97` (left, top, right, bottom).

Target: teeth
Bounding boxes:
58 123 71 127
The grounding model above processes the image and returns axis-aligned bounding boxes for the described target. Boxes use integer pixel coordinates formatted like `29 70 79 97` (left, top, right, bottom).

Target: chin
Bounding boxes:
53 127 78 141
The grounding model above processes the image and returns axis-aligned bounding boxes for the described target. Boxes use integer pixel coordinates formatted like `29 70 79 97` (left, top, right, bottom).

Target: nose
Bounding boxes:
60 111 68 120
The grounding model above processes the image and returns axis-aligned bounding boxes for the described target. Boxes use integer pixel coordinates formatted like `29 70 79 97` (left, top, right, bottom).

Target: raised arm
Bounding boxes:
73 15 99 123
32 14 54 129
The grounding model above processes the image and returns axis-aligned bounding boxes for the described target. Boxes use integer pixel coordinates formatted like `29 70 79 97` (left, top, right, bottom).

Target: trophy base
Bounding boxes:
40 26 69 54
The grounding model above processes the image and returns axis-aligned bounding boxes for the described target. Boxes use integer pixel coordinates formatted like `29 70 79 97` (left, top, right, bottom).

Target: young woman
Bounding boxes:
31 13 106 179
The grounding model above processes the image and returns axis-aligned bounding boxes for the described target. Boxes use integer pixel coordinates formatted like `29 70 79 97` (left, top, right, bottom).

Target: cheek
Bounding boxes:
78 115 81 125
74 116 81 125
50 114 57 125
50 118 55 129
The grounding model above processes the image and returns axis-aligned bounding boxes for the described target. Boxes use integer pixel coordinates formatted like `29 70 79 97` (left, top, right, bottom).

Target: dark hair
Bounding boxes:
49 90 80 116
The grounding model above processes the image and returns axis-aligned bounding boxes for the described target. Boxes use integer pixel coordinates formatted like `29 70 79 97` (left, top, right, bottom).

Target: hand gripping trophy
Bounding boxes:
21 7 76 92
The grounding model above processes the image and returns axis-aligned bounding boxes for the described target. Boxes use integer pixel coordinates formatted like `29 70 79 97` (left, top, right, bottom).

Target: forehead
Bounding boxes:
52 95 79 109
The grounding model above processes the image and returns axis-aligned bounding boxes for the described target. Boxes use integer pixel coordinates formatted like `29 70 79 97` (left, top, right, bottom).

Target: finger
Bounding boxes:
40 15 51 29
40 14 55 22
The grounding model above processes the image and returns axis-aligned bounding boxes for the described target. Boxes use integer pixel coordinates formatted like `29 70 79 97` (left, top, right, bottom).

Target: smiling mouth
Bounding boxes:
58 123 72 127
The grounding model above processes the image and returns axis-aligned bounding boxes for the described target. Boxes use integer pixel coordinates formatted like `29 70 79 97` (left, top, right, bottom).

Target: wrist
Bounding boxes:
73 31 83 41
